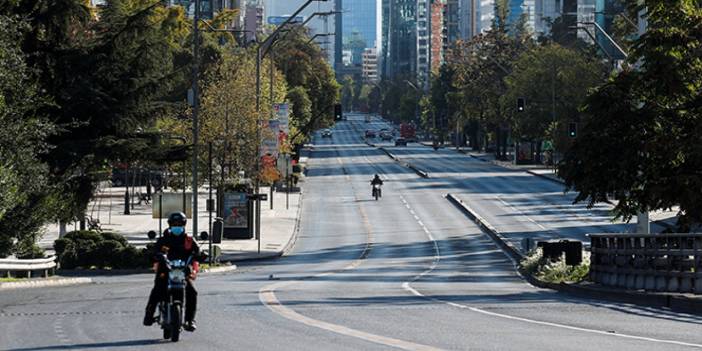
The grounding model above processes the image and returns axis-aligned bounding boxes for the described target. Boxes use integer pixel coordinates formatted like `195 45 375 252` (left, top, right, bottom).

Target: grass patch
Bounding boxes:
520 247 590 284
0 277 22 283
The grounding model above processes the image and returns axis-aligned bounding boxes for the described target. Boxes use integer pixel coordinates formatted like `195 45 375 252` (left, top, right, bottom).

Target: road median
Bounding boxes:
445 193 702 315
378 147 429 178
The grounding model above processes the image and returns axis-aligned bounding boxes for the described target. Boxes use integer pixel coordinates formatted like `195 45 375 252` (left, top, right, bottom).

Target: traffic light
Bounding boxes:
516 97 525 112
334 103 342 121
568 122 577 138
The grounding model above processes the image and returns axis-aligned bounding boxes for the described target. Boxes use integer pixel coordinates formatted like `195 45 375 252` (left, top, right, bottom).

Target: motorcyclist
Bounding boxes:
143 212 200 332
370 174 383 198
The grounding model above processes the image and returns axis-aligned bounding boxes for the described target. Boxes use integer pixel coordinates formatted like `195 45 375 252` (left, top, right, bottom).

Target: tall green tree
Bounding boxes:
274 27 340 143
0 16 55 257
503 44 606 146
341 75 356 111
559 0 702 228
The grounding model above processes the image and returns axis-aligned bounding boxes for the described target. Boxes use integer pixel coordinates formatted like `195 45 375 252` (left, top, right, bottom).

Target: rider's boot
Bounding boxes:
143 305 156 326
184 320 197 332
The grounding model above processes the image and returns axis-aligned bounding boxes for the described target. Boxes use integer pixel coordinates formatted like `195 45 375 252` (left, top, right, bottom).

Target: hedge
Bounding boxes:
54 231 152 269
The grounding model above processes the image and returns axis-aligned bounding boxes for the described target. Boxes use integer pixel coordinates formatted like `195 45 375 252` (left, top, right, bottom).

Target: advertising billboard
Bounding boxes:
222 192 249 229
153 193 192 219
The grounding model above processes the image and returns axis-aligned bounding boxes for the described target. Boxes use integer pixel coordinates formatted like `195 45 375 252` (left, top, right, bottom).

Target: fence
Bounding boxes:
0 256 57 278
589 233 702 294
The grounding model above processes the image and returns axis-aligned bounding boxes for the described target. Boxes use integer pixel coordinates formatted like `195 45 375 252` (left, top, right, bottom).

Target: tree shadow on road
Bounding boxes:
6 339 165 351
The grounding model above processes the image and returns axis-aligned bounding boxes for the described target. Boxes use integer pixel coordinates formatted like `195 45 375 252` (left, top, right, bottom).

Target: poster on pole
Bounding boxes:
274 103 290 134
222 192 249 228
153 193 192 219
260 119 280 158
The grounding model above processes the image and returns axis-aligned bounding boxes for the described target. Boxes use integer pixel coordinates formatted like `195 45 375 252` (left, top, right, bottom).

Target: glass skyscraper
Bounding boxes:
341 0 382 66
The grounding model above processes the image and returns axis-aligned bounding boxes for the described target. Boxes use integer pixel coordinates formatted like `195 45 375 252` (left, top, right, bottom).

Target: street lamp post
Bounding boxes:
254 0 329 253
404 80 420 125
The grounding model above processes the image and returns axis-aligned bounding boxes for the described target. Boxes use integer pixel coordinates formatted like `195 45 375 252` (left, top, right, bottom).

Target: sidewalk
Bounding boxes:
40 185 302 262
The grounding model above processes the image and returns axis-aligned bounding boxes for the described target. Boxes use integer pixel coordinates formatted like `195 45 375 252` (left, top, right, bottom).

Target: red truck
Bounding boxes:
400 123 416 142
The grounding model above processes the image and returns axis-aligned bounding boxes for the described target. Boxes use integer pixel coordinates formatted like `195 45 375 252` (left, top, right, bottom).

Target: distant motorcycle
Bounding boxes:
372 184 382 201
154 253 193 342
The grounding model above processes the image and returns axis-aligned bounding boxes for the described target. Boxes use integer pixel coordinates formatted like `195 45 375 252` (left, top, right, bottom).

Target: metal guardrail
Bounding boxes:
589 233 702 294
0 256 57 278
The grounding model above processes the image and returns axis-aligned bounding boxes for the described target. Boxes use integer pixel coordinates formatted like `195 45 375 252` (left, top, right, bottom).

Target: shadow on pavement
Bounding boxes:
6 339 166 351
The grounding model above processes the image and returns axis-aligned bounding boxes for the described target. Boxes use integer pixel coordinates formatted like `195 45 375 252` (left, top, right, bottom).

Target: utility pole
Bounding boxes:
191 0 201 236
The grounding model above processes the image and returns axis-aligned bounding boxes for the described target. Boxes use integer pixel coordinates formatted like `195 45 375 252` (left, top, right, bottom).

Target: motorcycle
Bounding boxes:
154 253 192 342
144 231 209 342
372 184 382 201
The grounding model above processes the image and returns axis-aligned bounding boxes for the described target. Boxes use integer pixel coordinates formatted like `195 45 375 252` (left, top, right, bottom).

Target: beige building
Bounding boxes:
362 48 379 83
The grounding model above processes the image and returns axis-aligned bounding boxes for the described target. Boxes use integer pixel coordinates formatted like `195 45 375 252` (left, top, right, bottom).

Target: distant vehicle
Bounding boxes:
321 129 333 138
380 132 393 141
395 138 408 146
400 123 416 142
365 130 376 138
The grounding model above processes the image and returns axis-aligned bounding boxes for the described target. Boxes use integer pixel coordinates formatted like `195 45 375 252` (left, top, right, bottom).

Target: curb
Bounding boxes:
0 277 93 290
282 189 304 256
219 189 304 263
378 147 430 179
445 193 522 263
525 169 565 185
445 193 702 315
200 264 237 274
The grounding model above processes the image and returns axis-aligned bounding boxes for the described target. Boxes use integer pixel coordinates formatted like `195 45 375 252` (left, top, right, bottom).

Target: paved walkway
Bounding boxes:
40 185 302 262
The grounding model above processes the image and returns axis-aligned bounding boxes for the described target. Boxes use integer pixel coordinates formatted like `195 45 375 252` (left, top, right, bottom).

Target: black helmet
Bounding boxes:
167 212 187 226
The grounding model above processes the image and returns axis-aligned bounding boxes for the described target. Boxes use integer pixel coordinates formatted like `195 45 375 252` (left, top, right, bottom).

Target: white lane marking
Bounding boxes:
260 285 441 351
496 196 551 232
402 198 702 349
53 314 71 344
259 191 444 351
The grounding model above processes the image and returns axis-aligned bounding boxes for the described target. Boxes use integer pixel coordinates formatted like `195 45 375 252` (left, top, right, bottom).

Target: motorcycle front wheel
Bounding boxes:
163 328 172 340
170 305 181 342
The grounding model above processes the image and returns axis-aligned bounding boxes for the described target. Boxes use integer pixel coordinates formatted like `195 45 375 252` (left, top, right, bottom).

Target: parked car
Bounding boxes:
395 138 408 146
321 129 333 138
365 130 376 138
380 132 393 141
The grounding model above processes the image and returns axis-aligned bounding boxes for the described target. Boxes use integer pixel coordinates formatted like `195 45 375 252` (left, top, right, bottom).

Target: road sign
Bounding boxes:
248 194 268 201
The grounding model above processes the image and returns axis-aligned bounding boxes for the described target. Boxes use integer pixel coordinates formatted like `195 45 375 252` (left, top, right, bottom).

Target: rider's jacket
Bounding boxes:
371 177 384 185
153 231 200 274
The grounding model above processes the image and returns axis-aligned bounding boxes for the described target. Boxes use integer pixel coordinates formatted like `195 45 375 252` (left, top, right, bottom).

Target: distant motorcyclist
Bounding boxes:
143 212 200 332
370 174 384 198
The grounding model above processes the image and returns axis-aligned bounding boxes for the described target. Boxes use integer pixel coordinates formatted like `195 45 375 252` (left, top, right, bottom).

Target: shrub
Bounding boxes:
100 232 129 247
95 240 124 267
14 243 45 259
54 231 149 270
519 247 591 284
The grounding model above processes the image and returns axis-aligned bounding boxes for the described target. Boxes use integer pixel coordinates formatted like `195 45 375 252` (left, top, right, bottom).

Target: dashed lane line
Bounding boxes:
259 172 443 351
401 195 702 350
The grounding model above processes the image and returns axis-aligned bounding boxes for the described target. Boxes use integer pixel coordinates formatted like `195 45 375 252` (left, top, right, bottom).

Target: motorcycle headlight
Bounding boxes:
169 270 186 281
